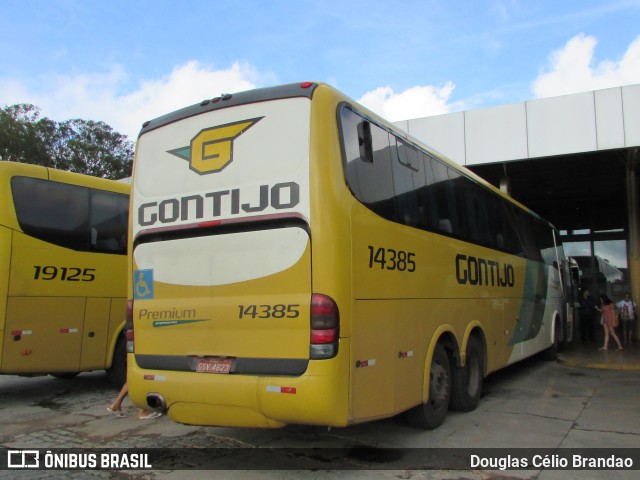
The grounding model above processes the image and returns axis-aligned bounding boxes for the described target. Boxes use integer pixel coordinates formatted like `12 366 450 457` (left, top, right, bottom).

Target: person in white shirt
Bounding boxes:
615 293 636 344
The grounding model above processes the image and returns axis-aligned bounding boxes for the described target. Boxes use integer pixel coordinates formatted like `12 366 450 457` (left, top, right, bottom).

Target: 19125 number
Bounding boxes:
33 265 96 282
368 246 416 272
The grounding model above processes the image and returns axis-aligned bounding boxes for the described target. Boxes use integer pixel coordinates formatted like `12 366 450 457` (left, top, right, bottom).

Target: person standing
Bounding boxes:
578 289 597 342
616 293 636 344
596 295 623 351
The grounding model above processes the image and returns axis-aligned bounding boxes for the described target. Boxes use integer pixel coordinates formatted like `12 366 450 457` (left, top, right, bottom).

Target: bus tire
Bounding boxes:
50 372 79 379
106 336 127 388
405 343 451 429
450 336 484 412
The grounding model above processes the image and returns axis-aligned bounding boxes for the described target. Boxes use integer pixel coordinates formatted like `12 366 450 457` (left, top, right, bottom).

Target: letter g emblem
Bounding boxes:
167 117 263 175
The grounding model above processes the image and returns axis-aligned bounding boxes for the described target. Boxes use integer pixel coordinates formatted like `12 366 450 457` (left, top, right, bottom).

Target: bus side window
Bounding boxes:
427 157 463 237
502 202 525 256
392 138 428 229
536 220 557 266
510 205 542 262
90 190 128 254
12 176 90 251
357 120 373 163
340 107 396 222
460 177 492 247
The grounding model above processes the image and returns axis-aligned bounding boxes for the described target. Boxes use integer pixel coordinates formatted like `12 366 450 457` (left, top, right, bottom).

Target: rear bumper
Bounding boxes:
127 342 350 428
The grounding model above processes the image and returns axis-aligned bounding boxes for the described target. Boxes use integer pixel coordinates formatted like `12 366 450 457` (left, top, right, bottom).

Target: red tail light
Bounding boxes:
126 299 134 353
310 294 339 359
311 328 338 344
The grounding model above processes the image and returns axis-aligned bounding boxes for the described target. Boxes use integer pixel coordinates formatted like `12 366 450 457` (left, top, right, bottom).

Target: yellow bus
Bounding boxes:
127 82 572 429
0 161 129 385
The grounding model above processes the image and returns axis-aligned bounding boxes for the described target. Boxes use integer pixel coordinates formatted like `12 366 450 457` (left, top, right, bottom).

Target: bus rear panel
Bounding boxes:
129 84 350 427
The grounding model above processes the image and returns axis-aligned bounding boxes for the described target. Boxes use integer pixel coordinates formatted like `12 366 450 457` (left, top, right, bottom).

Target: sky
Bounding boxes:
1 0 640 141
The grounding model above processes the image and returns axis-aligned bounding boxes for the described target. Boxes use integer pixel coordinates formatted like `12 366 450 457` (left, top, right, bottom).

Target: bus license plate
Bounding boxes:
196 358 233 374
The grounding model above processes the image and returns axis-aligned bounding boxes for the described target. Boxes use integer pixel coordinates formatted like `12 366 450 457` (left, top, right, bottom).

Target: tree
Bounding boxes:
54 119 133 179
0 104 54 167
0 104 133 179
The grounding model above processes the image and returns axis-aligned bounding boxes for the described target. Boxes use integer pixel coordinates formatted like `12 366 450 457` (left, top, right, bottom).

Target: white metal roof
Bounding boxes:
396 84 640 166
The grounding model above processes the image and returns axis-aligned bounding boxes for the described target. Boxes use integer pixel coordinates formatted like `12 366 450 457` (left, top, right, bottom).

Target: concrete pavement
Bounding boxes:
558 339 640 370
1 341 639 479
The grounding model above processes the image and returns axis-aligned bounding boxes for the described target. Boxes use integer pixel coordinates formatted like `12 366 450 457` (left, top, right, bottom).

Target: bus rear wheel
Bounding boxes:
106 336 127 388
49 372 79 379
450 336 484 411
405 343 451 429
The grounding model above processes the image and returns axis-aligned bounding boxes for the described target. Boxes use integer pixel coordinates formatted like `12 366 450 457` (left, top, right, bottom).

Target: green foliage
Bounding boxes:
0 104 133 179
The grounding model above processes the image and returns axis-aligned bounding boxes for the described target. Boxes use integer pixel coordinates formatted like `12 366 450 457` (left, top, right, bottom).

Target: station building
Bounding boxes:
396 84 640 333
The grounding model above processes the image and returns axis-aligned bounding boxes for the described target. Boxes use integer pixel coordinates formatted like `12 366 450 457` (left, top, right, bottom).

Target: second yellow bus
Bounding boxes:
0 161 130 385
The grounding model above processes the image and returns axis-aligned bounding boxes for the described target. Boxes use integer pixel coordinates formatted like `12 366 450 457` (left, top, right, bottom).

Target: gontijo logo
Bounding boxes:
167 117 263 174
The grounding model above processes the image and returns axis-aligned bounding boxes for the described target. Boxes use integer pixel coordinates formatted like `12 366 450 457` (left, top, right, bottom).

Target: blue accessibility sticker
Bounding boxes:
134 269 154 300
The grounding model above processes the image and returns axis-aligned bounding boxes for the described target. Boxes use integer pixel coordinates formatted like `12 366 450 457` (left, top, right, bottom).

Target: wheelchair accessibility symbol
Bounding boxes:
134 269 154 299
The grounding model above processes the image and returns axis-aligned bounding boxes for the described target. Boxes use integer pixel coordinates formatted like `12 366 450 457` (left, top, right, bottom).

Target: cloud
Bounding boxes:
0 61 269 140
1 61 459 137
532 34 640 98
357 83 456 121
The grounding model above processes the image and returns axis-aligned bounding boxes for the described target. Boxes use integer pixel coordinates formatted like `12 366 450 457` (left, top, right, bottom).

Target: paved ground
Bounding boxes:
557 332 640 368
1 343 639 479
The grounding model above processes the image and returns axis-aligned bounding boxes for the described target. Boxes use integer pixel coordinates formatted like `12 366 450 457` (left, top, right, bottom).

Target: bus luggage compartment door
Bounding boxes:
131 224 312 365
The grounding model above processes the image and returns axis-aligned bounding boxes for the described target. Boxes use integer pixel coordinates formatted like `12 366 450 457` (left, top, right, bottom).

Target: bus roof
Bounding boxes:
137 82 319 138
134 81 553 230
0 161 130 195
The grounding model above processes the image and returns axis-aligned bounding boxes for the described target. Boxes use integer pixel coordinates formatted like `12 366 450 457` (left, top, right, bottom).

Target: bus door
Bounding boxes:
81 298 112 369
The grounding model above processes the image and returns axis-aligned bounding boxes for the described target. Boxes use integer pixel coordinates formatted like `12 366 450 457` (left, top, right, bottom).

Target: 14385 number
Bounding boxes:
368 246 416 272
238 304 300 319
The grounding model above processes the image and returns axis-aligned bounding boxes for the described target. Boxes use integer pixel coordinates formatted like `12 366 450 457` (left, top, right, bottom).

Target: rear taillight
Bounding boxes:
310 294 339 359
126 299 134 353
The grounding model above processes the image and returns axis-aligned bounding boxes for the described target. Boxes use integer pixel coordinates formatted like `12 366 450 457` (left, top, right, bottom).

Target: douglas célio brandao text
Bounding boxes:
470 453 634 470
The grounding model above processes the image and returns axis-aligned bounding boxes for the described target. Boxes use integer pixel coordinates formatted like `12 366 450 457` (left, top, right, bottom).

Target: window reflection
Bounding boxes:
594 240 627 269
11 176 128 254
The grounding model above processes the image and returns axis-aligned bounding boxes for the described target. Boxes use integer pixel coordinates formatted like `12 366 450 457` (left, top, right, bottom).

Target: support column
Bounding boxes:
626 149 640 340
